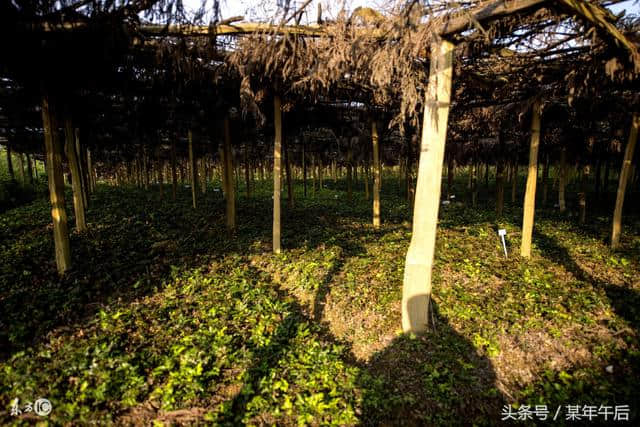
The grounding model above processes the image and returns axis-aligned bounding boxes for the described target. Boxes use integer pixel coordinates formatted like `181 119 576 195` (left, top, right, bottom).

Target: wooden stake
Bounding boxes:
42 95 71 274
372 120 381 228
520 100 541 258
402 39 454 333
611 113 639 249
273 96 283 254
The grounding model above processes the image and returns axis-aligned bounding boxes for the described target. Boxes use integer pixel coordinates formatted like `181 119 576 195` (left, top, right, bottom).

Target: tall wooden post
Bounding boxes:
170 141 178 201
26 153 34 185
402 39 454 333
188 130 197 209
611 113 639 249
559 147 567 213
42 95 71 274
302 137 307 197
64 118 87 232
273 96 283 253
520 100 542 258
285 139 293 208
347 146 353 202
6 144 15 181
223 117 236 231
372 120 381 228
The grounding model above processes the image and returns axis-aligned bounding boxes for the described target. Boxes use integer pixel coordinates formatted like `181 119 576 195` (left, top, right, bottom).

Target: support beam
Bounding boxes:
273 96 283 254
372 120 381 228
520 100 542 258
611 113 639 249
402 39 454 333
6 144 15 181
42 95 71 274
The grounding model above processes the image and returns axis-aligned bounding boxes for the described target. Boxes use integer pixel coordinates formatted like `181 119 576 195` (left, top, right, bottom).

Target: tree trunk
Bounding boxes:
402 39 453 333
64 118 87 232
611 113 639 249
18 153 25 184
520 100 541 258
579 165 589 224
471 161 478 207
273 96 283 254
223 117 236 231
42 95 71 274
372 120 381 228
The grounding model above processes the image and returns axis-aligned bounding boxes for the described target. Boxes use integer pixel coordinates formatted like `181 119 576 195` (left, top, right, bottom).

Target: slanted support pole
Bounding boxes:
188 129 197 209
372 120 381 228
402 39 454 333
42 95 71 274
223 116 236 232
64 117 87 232
611 113 639 249
520 100 542 258
273 96 283 254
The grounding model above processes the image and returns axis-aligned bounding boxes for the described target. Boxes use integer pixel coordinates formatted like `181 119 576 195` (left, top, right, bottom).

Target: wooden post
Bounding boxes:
496 158 505 217
559 147 567 213
42 95 71 274
285 139 293 208
64 118 87 232
542 153 549 206
302 138 307 197
372 120 381 228
611 113 639 249
402 39 453 333
26 153 34 185
520 100 542 258
170 141 178 200
223 117 236 231
273 96 283 254
6 144 15 181
347 146 353 202
188 130 197 209
511 160 518 203
245 144 252 198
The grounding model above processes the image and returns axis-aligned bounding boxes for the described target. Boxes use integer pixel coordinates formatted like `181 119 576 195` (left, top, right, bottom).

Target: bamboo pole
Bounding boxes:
223 117 236 231
520 100 541 258
402 39 454 333
372 120 381 228
611 113 639 249
64 118 87 232
273 96 283 254
188 129 197 208
42 95 71 274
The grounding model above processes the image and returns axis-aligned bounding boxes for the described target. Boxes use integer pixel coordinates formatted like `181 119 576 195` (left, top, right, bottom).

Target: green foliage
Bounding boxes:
1 173 639 424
